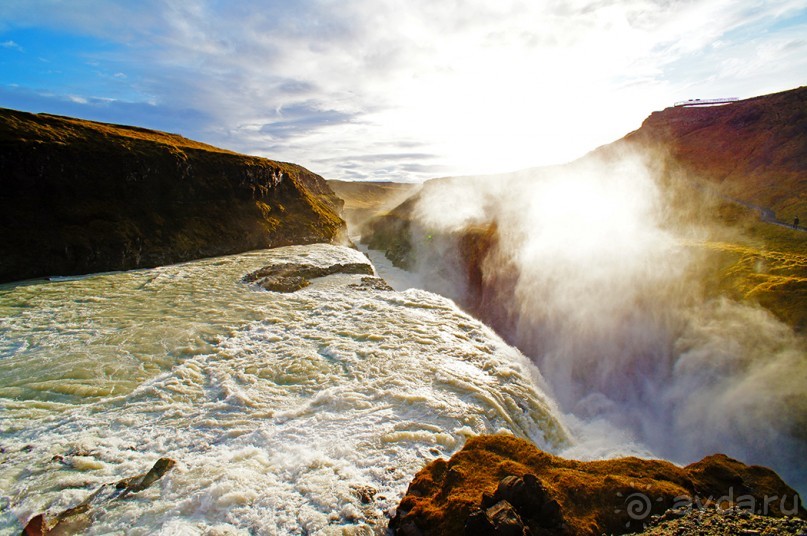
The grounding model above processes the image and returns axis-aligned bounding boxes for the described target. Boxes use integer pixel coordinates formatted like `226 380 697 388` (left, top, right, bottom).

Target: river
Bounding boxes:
0 244 568 535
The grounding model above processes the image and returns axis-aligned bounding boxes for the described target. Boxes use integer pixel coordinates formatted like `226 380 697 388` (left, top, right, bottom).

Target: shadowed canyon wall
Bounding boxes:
0 108 346 283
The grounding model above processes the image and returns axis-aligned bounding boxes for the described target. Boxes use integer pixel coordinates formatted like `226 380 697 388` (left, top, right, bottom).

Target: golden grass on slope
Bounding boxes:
685 238 806 290
327 180 420 211
680 195 807 331
657 184 806 331
0 108 238 155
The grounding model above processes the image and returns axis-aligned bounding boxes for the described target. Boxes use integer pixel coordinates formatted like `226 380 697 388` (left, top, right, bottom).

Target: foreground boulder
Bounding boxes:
0 108 346 283
389 435 805 535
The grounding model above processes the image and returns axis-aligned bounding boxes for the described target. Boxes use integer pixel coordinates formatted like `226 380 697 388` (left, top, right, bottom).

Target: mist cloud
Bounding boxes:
407 150 807 493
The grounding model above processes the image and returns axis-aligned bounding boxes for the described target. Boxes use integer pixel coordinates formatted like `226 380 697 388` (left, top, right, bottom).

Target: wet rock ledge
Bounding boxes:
23 458 175 535
390 434 805 536
242 261 376 292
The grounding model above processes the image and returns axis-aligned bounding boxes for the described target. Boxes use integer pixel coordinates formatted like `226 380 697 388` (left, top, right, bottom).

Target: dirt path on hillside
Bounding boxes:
728 196 807 232
691 179 805 233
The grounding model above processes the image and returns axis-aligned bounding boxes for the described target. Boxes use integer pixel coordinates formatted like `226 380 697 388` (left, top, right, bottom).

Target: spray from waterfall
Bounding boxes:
406 149 807 493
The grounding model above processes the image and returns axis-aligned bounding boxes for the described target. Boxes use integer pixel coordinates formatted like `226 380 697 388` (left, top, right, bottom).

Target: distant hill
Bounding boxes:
0 108 346 282
326 179 419 237
613 86 807 220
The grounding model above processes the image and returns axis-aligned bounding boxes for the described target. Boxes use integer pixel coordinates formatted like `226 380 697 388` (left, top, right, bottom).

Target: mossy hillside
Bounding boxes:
686 201 807 331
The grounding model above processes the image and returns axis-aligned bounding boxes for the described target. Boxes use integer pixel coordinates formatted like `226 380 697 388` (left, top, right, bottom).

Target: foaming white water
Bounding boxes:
0 244 568 534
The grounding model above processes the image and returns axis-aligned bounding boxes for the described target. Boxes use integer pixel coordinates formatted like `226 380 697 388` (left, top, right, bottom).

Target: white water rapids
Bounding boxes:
0 244 569 535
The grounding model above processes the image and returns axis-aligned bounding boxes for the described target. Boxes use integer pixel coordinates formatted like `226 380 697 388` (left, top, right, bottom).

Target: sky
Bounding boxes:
1 1 805 182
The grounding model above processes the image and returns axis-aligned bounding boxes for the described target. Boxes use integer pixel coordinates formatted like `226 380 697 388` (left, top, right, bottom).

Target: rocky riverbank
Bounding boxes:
22 458 176 535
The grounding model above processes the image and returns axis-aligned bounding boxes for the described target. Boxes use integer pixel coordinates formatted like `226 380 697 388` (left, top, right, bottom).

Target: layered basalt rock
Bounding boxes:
0 108 346 283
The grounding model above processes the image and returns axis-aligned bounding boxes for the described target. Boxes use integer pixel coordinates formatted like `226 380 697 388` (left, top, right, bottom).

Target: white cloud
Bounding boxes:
2 0 805 181
1 39 22 51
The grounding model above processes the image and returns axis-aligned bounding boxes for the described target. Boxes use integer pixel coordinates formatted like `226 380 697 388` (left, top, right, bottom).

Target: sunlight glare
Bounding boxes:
520 160 661 269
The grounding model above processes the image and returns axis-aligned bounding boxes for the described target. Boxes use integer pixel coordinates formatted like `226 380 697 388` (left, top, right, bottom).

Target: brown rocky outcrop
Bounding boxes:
0 108 346 283
389 435 805 536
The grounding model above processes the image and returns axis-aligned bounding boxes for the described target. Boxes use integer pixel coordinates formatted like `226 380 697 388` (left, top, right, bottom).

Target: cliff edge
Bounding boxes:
0 108 346 283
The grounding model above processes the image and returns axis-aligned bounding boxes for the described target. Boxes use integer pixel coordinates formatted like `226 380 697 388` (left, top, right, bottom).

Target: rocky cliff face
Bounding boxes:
390 435 806 536
0 108 346 283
